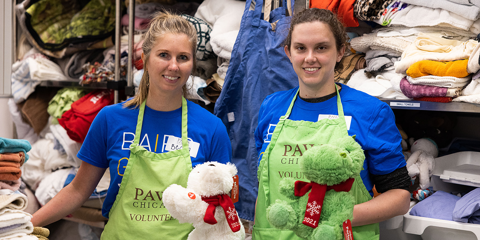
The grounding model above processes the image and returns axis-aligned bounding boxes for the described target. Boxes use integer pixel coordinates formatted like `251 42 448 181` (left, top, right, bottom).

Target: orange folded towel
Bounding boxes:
0 161 22 169
407 59 469 78
0 162 21 181
0 152 25 166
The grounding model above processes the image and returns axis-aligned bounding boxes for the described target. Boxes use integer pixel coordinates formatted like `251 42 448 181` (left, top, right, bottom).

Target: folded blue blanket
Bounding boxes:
453 188 480 224
0 138 31 162
410 190 460 221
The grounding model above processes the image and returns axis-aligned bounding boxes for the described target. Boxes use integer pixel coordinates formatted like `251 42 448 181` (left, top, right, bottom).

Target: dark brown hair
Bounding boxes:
285 9 346 69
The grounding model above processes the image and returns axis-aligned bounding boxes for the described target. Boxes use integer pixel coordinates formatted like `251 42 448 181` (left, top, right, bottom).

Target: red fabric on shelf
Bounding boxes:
413 97 453 103
58 90 114 143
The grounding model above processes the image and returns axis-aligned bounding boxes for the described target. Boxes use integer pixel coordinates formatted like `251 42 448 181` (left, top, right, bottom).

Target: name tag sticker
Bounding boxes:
390 102 420 108
164 136 200 158
318 115 352 130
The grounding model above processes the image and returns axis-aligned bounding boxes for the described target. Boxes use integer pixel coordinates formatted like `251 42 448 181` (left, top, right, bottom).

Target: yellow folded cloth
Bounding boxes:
32 227 50 238
406 59 469 78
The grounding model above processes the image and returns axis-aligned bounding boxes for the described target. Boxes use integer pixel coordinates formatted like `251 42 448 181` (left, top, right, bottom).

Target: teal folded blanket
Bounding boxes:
0 138 31 162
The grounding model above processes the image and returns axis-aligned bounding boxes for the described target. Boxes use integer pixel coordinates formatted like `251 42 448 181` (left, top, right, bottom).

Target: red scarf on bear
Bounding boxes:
294 178 355 228
202 194 241 232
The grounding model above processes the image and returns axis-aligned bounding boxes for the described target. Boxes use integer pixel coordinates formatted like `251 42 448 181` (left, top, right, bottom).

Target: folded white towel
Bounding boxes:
406 75 471 88
400 0 480 21
347 69 409 99
0 222 33 239
0 209 33 239
350 32 411 54
2 233 38 240
0 190 27 211
390 5 474 31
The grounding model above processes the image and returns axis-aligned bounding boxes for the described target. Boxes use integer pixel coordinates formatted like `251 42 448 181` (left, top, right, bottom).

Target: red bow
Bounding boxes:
201 194 241 232
294 178 355 228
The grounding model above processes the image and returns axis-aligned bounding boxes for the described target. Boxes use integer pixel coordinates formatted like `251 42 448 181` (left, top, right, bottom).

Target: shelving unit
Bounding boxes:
39 80 108 89
10 0 134 103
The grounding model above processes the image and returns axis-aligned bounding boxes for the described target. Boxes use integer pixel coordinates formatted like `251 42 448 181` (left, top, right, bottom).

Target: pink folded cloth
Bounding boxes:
121 14 152 30
0 179 21 191
400 78 450 98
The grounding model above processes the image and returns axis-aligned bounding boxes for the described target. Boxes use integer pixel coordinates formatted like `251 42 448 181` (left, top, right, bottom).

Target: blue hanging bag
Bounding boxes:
214 0 298 221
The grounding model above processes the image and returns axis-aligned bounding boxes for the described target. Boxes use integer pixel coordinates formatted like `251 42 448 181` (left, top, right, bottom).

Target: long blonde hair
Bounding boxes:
123 11 197 108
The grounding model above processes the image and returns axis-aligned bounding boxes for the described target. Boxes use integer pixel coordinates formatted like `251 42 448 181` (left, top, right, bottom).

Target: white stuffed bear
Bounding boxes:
406 138 438 190
163 162 245 240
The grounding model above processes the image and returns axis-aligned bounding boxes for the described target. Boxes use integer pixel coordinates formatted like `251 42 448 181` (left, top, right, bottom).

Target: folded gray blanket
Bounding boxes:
365 50 400 74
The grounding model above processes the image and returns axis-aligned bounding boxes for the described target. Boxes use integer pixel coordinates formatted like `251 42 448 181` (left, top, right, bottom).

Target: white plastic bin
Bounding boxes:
433 151 480 188
401 151 480 240
403 207 480 240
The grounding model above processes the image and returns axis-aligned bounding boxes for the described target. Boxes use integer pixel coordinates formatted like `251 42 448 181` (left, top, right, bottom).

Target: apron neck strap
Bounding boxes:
134 97 189 148
282 84 346 122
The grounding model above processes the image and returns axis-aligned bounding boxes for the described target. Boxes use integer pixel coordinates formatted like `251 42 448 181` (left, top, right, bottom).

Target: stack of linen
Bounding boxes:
0 138 38 239
347 0 480 103
0 138 31 191
0 189 35 239
396 33 476 102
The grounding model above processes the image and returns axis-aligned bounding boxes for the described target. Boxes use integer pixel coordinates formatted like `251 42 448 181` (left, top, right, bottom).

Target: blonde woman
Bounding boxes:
32 12 232 239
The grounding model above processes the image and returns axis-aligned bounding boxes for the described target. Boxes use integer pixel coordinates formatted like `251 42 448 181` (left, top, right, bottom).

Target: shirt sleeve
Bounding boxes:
364 104 406 175
207 119 232 164
372 166 411 193
254 99 269 157
77 108 109 168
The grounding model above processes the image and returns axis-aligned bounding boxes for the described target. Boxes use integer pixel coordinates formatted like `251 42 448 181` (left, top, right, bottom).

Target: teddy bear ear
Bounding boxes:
226 162 238 176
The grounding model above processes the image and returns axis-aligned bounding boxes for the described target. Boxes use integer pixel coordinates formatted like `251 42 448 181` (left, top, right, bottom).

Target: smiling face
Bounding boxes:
285 21 345 98
143 33 194 99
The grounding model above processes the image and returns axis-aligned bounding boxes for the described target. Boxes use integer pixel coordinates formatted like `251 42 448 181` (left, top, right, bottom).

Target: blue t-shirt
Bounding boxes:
254 84 405 196
78 100 232 218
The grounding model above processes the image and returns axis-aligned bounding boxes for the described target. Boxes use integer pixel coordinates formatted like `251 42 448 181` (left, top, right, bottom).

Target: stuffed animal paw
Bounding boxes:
163 162 245 240
267 136 365 240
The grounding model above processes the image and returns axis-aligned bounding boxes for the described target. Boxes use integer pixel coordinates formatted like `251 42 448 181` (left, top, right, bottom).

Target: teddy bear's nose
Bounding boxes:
208 164 216 167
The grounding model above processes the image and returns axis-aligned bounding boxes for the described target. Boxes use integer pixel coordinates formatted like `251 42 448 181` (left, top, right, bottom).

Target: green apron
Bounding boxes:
101 98 194 240
253 87 379 240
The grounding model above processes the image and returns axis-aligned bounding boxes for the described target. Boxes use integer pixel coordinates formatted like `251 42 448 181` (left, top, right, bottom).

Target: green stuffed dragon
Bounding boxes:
267 136 365 240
